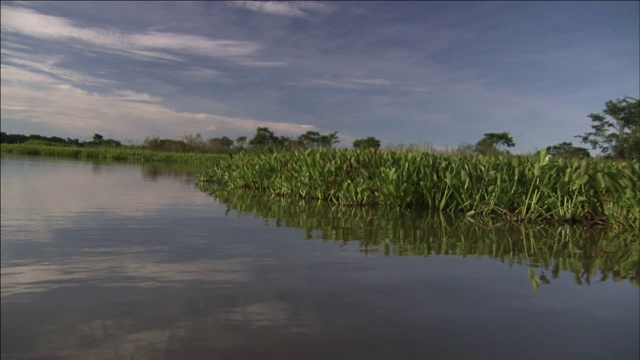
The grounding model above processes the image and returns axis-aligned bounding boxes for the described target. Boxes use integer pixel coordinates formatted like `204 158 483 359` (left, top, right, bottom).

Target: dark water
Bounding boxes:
1 156 638 360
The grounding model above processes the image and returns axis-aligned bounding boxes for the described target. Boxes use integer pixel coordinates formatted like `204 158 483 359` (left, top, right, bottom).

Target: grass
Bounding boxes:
198 148 640 229
0 143 228 167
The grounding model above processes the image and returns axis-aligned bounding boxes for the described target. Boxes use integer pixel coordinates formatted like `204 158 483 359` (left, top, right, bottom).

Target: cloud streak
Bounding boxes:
0 5 273 65
227 1 334 18
290 78 430 93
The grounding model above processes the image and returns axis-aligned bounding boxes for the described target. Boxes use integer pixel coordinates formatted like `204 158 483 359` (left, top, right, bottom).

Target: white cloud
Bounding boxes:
227 1 334 18
180 67 221 80
0 64 319 141
112 90 161 103
235 59 288 68
292 78 430 92
0 5 265 64
348 79 392 86
1 48 116 86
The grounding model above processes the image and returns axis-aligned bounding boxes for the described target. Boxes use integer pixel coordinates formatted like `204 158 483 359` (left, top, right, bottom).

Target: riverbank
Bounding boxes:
3 144 638 229
0 143 227 167
198 149 639 229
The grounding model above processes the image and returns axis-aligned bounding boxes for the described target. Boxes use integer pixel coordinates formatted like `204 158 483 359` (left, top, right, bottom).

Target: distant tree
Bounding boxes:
93 133 104 142
475 132 516 155
546 142 591 159
235 136 247 148
101 139 122 147
298 130 339 149
319 131 339 148
144 136 161 150
576 97 639 160
298 131 322 148
207 136 234 152
160 139 187 152
353 136 381 150
181 133 206 151
0 132 28 144
66 138 80 146
249 127 279 148
49 136 67 145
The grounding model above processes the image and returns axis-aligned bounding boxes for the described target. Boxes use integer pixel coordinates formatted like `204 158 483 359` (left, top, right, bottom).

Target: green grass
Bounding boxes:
1 143 228 167
198 149 640 229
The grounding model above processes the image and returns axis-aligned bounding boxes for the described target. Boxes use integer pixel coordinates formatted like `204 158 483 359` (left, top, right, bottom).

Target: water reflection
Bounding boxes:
208 190 640 289
0 156 215 226
2 157 638 360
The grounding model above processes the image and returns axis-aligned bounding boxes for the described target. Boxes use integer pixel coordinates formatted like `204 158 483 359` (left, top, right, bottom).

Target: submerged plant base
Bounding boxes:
198 149 640 230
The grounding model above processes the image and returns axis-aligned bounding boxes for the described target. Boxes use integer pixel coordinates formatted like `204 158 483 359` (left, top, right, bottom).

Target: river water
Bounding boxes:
1 155 638 359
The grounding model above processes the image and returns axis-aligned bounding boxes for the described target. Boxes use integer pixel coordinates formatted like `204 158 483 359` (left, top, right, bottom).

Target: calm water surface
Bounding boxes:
1 156 638 359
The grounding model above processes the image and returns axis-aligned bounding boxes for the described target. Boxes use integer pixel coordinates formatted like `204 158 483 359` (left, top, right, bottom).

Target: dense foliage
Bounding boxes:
353 136 382 150
475 132 516 155
546 142 591 159
0 132 121 147
576 97 640 160
199 149 639 229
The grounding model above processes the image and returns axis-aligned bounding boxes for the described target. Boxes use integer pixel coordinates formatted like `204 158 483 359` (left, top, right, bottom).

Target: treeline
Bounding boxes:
143 127 341 154
2 96 637 160
0 132 122 147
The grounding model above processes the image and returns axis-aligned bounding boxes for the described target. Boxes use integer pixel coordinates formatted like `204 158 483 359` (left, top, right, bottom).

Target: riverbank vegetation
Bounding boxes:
0 143 228 167
198 148 639 229
2 97 638 228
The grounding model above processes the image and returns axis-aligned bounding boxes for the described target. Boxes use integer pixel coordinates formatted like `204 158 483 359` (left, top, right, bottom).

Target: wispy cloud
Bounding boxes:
1 48 115 86
227 1 334 18
0 64 319 141
290 78 430 93
235 59 288 68
180 67 221 81
0 5 266 64
296 78 392 90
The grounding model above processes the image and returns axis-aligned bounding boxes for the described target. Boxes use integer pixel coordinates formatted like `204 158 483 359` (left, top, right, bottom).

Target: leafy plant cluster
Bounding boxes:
199 148 639 229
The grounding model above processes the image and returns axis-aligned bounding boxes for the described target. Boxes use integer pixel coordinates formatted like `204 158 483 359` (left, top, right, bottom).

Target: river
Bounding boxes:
1 155 638 359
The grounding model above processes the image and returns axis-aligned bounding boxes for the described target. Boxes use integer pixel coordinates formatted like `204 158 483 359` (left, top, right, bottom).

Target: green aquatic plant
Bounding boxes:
198 149 639 229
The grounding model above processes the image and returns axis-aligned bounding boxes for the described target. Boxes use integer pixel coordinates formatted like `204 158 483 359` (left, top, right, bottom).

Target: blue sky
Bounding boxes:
1 1 638 152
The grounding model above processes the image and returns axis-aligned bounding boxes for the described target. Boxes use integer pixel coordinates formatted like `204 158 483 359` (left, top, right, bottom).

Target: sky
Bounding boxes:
1 1 638 152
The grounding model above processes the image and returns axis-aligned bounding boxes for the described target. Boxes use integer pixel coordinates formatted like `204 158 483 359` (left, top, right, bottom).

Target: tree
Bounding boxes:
298 130 340 149
207 136 234 152
319 131 339 148
93 133 104 142
475 132 516 155
144 136 161 150
298 131 322 148
235 136 247 148
353 136 381 150
546 142 591 159
181 133 205 151
576 97 640 160
249 127 279 148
